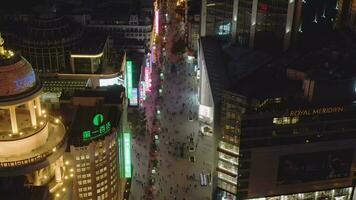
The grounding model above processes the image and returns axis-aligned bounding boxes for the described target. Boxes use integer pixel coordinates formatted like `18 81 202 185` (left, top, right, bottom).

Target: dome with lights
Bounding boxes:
0 33 41 104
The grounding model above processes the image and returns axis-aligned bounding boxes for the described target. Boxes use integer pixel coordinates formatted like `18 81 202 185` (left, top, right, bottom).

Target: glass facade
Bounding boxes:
236 0 253 46
206 0 234 41
254 0 289 50
217 92 248 195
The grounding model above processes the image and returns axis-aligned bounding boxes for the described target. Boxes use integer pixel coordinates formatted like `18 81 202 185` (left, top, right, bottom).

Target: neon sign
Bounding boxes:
82 113 111 141
123 133 132 178
140 81 146 101
126 61 133 99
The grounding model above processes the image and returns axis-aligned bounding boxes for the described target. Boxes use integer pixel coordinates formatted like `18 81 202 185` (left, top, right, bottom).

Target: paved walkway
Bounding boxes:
131 1 214 199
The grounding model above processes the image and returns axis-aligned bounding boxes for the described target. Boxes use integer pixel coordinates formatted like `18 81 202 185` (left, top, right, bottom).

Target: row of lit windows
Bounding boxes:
78 179 91 185
219 152 239 165
76 155 90 161
96 167 107 175
77 166 90 173
76 162 90 168
97 179 107 189
218 160 238 175
77 173 91 179
219 141 239 155
97 186 108 195
218 172 237 185
273 117 299 125
79 192 92 198
96 173 107 182
78 186 92 192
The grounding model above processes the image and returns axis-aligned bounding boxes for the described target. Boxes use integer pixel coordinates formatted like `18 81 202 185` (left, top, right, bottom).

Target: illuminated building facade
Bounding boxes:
200 0 342 50
198 37 356 200
64 86 127 200
0 35 69 199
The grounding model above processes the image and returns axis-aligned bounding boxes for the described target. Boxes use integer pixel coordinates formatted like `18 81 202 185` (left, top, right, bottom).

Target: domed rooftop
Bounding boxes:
0 34 41 104
20 14 83 46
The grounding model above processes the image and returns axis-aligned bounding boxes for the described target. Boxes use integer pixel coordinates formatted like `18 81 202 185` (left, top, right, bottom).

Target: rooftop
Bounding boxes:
200 30 356 105
71 31 108 55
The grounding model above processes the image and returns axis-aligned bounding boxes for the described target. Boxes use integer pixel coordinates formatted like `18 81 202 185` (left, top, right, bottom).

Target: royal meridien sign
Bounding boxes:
289 106 344 117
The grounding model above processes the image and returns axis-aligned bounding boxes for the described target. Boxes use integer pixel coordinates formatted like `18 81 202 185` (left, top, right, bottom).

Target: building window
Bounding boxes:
273 117 299 125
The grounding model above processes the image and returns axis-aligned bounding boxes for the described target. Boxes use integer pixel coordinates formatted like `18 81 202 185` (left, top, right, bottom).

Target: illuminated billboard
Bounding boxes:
99 77 124 87
123 133 132 178
82 113 111 141
129 88 138 106
126 61 133 99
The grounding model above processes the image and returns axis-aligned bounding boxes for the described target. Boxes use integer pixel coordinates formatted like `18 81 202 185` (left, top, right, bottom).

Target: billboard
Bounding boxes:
277 149 353 185
126 60 133 99
123 132 132 178
129 88 138 106
82 113 111 141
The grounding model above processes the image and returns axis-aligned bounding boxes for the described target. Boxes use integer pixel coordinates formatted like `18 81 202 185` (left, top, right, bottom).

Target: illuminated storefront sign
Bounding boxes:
126 60 133 99
140 81 146 101
129 88 138 106
123 133 132 178
155 10 160 34
144 66 151 92
289 106 344 116
83 113 111 141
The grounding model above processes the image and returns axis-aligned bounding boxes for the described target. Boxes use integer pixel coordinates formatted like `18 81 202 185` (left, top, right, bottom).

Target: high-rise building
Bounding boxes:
200 0 340 50
197 36 356 200
0 35 69 199
61 86 128 200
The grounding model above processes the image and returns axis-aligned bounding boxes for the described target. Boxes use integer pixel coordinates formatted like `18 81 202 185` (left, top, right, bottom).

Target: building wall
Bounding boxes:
197 41 214 123
70 132 122 200
238 104 356 199
216 92 248 196
246 140 356 198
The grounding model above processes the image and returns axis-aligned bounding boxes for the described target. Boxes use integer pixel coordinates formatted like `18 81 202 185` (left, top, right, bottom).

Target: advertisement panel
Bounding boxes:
129 88 138 106
277 149 353 185
247 140 356 198
126 60 133 99
123 133 132 178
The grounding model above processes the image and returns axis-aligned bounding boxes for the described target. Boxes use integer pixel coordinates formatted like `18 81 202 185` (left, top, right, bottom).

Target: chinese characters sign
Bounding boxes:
82 113 112 141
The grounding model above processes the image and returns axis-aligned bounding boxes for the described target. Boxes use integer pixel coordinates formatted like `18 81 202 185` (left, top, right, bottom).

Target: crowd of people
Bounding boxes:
130 0 212 199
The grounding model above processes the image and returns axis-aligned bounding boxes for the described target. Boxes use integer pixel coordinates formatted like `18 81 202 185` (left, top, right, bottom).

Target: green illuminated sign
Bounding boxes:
126 61 133 99
123 132 132 178
82 113 111 141
93 113 104 126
